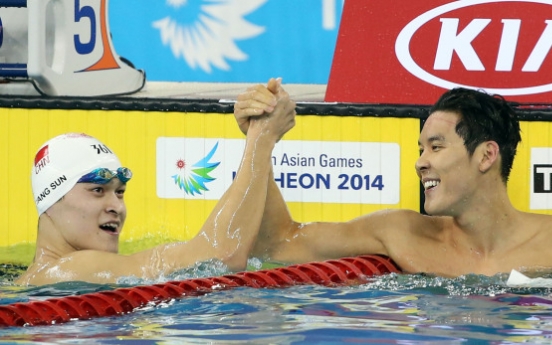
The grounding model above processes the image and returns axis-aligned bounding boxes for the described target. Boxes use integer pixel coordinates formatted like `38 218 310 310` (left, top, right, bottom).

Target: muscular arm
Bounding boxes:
151 121 283 273
132 95 295 275
52 209 395 284
252 185 402 263
234 79 406 264
249 169 294 259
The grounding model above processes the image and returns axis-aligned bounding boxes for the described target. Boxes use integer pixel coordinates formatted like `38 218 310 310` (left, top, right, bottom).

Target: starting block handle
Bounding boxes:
0 1 27 7
0 63 27 77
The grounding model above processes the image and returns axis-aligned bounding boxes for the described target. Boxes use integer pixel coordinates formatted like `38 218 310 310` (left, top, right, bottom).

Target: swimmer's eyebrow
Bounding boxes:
418 135 446 146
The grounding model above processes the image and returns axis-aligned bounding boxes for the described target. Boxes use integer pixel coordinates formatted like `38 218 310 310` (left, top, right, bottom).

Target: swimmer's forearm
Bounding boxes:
195 131 275 270
250 169 296 259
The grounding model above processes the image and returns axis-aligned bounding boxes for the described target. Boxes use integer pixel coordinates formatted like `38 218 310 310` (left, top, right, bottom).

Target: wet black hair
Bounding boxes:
429 88 521 183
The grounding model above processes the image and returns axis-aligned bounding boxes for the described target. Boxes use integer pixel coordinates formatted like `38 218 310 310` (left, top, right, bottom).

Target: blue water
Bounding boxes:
2 262 552 344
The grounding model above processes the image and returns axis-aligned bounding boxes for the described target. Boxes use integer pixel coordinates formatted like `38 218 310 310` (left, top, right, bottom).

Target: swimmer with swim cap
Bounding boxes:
17 78 296 285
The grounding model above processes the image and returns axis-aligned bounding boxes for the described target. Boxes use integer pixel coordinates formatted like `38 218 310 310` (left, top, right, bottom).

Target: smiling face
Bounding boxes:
417 111 482 216
44 179 127 254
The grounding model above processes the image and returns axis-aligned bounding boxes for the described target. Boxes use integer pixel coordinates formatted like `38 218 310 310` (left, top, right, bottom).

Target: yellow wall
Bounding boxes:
0 108 420 264
3 106 549 265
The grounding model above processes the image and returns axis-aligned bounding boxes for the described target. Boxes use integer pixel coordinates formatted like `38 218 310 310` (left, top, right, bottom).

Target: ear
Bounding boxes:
479 141 500 173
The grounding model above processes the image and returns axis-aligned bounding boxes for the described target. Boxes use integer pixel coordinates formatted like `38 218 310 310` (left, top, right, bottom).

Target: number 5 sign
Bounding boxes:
22 0 145 96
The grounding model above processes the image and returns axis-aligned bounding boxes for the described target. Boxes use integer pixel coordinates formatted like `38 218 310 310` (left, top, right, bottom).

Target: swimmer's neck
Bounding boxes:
33 226 83 265
446 195 523 256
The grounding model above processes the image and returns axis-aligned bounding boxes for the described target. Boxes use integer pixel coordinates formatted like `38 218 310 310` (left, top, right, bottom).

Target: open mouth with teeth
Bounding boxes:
100 223 119 234
423 180 440 190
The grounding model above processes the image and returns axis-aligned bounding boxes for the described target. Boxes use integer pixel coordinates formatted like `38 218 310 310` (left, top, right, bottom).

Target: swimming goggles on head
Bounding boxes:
77 167 133 184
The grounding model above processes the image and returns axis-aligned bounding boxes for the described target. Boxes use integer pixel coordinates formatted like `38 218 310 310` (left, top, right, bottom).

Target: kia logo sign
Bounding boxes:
396 0 552 96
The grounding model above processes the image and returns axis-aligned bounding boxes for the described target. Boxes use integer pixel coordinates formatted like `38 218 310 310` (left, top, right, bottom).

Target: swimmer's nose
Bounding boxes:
105 193 125 216
415 152 429 177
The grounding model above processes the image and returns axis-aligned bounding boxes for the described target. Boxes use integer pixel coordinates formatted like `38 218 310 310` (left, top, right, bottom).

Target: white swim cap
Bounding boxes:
32 133 122 216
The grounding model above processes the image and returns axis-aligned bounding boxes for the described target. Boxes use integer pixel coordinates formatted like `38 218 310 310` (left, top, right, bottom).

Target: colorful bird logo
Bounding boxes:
172 142 221 195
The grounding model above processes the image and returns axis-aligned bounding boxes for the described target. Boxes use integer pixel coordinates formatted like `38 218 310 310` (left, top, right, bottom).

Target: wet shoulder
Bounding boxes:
524 211 552 240
368 209 446 235
15 251 109 286
14 261 57 286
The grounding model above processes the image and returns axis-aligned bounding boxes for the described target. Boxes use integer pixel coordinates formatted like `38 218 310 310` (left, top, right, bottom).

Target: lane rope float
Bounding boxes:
0 255 400 327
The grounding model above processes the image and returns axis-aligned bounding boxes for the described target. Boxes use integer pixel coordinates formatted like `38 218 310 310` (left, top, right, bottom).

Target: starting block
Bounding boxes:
0 0 145 96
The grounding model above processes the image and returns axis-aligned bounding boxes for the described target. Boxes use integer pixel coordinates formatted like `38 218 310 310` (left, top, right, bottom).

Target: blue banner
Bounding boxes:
109 0 343 84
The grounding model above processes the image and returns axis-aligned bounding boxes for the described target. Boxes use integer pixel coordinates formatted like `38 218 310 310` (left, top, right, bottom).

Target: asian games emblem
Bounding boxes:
172 142 220 195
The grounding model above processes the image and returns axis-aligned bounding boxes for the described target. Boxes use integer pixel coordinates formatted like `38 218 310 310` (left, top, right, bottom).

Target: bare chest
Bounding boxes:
390 236 552 277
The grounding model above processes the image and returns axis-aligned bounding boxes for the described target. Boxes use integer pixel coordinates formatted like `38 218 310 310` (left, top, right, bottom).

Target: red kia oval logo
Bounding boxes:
396 0 552 96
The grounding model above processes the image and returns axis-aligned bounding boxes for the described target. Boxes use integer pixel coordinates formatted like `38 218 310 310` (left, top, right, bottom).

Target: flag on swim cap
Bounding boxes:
31 133 122 216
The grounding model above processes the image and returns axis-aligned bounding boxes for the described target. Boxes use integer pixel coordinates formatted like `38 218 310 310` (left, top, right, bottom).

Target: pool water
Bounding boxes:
2 262 552 344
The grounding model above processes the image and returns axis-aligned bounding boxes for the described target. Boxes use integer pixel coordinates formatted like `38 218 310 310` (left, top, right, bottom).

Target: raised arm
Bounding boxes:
142 88 296 274
233 79 298 259
233 79 406 264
